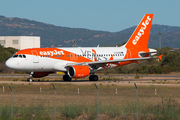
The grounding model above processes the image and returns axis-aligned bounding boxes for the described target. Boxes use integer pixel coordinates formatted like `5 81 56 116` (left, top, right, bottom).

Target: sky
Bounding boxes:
0 0 180 32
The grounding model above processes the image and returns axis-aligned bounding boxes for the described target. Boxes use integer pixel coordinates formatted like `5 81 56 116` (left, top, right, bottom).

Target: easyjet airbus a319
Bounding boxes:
5 14 162 82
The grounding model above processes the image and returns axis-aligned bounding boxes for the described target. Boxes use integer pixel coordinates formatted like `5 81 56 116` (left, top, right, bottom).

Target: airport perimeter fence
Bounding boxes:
0 83 180 120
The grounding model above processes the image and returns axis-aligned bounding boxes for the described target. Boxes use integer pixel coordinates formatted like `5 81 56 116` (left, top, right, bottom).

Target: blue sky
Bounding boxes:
0 0 180 32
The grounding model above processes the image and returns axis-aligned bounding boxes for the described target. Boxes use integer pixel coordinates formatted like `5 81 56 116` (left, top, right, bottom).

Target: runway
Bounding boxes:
1 74 180 78
0 74 180 85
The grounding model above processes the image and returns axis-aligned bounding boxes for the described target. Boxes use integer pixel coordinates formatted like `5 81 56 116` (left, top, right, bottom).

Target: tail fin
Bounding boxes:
125 14 153 49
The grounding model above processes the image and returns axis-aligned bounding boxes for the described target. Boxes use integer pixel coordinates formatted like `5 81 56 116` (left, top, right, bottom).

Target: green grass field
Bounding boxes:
0 83 180 120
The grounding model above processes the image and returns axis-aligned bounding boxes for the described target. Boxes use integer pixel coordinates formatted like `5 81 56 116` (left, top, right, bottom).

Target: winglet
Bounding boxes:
158 54 163 60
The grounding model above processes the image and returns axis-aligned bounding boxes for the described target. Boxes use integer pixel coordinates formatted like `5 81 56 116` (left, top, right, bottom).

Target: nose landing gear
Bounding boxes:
27 71 33 82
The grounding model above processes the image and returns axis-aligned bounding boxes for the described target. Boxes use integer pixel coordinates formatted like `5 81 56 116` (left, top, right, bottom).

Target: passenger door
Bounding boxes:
31 50 39 63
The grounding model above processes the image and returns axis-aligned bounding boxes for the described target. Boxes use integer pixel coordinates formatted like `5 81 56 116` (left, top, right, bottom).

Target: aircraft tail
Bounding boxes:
125 14 153 49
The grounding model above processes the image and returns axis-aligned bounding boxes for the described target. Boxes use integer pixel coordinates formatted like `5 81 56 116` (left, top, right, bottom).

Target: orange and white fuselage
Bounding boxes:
5 14 159 81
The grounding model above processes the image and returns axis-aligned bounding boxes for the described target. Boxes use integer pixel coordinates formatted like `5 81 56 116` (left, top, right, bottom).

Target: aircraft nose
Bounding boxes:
5 59 14 69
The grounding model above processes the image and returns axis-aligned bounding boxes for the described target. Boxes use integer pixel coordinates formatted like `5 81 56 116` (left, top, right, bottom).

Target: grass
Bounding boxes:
135 75 140 79
0 84 180 119
0 97 179 120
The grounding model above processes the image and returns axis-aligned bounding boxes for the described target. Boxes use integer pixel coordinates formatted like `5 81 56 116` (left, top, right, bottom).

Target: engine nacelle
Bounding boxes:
32 72 50 78
67 65 90 78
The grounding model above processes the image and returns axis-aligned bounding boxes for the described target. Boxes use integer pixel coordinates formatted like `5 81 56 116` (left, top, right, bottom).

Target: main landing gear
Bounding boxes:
89 75 98 81
62 72 98 81
63 75 72 81
62 74 98 81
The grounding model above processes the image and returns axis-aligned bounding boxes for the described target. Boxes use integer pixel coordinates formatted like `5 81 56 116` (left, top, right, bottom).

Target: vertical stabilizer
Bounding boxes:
125 14 153 49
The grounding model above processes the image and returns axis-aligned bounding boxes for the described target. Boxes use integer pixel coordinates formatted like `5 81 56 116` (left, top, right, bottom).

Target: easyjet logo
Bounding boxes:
39 50 64 56
132 16 151 45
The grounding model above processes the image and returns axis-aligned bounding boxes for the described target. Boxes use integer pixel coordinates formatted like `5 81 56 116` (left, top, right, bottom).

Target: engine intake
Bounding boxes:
67 65 90 78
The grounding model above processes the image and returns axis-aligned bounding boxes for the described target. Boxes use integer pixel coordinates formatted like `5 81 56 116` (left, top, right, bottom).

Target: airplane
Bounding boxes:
5 14 162 82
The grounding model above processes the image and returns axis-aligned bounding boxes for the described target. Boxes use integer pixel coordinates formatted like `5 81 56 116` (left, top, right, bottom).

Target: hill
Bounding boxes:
0 15 180 48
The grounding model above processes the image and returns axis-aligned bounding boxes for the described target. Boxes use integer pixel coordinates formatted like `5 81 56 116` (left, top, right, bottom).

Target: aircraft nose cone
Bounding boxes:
5 59 14 69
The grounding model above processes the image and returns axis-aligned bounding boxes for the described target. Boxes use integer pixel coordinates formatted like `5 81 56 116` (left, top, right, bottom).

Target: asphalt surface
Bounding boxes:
1 74 180 78
1 74 180 82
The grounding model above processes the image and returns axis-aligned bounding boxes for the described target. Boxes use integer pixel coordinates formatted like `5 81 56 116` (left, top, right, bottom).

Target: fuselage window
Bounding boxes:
67 55 69 57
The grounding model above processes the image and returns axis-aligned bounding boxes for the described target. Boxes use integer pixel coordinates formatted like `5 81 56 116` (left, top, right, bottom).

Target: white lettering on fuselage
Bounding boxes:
39 50 64 56
132 16 151 45
80 49 124 61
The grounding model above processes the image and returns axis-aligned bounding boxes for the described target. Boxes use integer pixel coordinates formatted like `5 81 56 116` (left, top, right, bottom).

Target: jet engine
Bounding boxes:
67 65 90 78
32 72 50 78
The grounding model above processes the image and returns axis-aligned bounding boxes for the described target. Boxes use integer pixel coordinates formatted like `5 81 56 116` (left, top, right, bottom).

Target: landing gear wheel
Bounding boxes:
27 78 33 82
27 71 33 82
63 75 72 81
89 75 98 81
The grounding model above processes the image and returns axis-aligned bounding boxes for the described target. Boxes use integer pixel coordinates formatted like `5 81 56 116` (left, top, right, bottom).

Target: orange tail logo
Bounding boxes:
125 14 153 49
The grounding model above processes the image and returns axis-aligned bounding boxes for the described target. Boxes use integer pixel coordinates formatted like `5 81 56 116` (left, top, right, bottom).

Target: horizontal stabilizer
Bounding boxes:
158 54 163 60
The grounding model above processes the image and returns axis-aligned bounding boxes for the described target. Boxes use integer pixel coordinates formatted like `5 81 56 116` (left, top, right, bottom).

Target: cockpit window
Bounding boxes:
13 54 26 58
13 55 18 58
19 55 22 58
23 55 26 58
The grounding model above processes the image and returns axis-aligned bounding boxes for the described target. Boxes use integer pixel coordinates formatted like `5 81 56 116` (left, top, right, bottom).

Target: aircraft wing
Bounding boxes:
66 56 158 67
